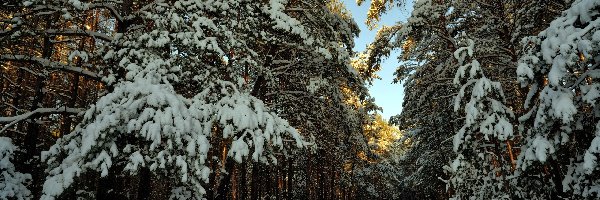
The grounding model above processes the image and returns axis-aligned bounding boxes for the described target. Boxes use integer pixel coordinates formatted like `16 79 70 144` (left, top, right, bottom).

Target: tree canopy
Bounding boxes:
1 0 600 199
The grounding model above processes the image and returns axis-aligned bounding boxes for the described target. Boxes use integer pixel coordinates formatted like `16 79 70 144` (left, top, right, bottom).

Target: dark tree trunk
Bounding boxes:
306 153 312 199
216 158 235 200
137 167 152 200
97 172 124 200
23 15 55 198
318 158 324 200
11 68 24 117
329 165 335 199
61 32 86 137
61 74 79 136
287 158 293 200
240 161 247 200
275 166 280 200
250 163 260 200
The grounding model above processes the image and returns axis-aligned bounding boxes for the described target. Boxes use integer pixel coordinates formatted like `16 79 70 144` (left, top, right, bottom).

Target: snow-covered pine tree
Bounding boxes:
360 1 525 198
345 46 404 199
245 0 374 198
1 0 112 197
1 0 373 198
358 0 586 198
352 113 405 199
0 137 31 200
39 0 310 199
448 35 514 200
516 0 600 198
363 0 463 198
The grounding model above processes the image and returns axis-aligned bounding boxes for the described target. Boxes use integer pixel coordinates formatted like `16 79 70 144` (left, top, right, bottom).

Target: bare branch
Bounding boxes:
0 54 103 82
0 107 85 133
45 29 112 42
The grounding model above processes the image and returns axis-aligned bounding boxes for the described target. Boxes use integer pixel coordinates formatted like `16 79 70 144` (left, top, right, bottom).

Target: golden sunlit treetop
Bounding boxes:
357 0 401 30
327 0 353 20
364 113 401 156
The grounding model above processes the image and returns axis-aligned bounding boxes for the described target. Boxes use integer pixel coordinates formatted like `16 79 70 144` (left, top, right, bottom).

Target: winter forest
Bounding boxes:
1 0 600 199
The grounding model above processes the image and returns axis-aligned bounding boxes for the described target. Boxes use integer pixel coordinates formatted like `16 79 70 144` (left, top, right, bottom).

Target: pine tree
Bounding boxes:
358 0 561 198
0 137 31 200
39 1 310 199
448 34 514 199
516 0 600 198
1 0 111 197
365 1 462 197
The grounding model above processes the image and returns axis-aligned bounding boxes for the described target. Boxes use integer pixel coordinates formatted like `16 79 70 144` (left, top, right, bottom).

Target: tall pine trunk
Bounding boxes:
24 14 55 198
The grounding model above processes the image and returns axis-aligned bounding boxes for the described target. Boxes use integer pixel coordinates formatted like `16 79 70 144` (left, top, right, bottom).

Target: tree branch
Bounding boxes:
0 107 85 133
0 54 103 82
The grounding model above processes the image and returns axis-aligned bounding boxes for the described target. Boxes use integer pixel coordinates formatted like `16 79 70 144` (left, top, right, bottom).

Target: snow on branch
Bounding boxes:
0 54 103 81
88 3 124 23
39 0 309 198
0 107 84 133
26 0 123 22
517 0 600 166
0 137 32 200
448 34 515 199
452 36 514 151
516 0 600 198
44 29 112 42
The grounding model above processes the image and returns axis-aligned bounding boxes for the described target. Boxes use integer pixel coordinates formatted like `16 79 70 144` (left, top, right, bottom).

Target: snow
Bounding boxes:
517 6 600 194
42 177 64 198
547 55 568 86
453 38 474 64
531 136 554 163
0 137 32 200
68 50 89 62
584 122 600 174
584 149 598 174
124 151 145 173
451 155 463 172
452 34 514 154
550 89 577 124
516 62 534 84
449 33 516 199
39 0 309 198
0 107 84 133
582 84 600 104
307 76 328 94
533 87 577 127
0 54 101 81
45 29 112 42
170 186 195 200
263 0 310 43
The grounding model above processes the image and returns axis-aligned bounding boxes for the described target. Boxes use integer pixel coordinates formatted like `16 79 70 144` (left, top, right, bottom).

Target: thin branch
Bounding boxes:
0 107 85 133
44 29 112 42
0 54 103 82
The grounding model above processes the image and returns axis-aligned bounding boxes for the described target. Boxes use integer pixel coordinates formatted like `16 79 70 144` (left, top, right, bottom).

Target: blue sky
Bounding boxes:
341 0 414 120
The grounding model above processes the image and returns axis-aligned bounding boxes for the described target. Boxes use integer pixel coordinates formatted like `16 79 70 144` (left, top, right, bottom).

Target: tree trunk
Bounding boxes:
287 157 293 200
216 158 235 200
24 14 55 198
10 68 24 118
240 161 247 200
61 74 79 137
137 167 152 200
97 171 125 200
306 153 312 199
318 158 324 200
250 163 259 200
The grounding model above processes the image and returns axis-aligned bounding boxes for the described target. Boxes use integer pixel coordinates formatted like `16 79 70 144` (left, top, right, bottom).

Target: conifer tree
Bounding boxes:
516 0 600 198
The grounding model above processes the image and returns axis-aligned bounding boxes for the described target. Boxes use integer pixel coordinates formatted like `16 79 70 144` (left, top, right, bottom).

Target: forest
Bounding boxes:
0 0 599 199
